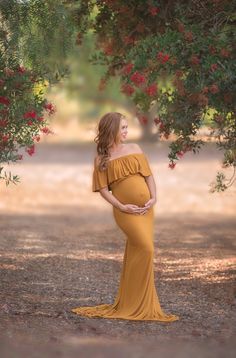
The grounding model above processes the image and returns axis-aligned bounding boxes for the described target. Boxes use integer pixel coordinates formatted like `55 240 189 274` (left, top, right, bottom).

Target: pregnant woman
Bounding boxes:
71 112 179 322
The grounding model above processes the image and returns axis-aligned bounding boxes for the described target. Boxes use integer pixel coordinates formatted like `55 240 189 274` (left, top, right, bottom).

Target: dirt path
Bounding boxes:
0 141 235 357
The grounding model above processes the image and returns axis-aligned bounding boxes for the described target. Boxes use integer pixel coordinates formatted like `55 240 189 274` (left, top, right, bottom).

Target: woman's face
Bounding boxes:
117 117 128 143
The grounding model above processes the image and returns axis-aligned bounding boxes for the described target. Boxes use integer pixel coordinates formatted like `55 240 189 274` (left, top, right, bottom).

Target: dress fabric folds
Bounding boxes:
71 152 180 322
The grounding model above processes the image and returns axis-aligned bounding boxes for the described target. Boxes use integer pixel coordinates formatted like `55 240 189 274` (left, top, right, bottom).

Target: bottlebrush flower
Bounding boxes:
130 71 146 86
23 111 37 119
26 144 35 156
0 96 10 106
139 115 148 125
33 135 41 142
2 134 10 142
144 83 158 97
17 65 26 74
157 52 170 64
176 151 184 158
209 45 217 54
177 22 185 33
210 84 219 94
202 86 209 94
184 31 193 42
44 102 56 115
37 116 44 122
210 63 218 72
0 119 8 127
149 6 160 16
154 116 161 125
122 63 134 75
190 55 200 65
103 42 114 56
168 162 176 169
40 126 53 134
121 83 135 96
220 48 230 58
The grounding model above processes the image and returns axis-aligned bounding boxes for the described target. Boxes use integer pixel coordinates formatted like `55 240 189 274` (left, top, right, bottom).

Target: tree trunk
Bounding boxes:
140 102 160 142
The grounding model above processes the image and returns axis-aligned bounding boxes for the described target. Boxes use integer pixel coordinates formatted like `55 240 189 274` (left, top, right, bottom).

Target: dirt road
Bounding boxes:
0 141 235 357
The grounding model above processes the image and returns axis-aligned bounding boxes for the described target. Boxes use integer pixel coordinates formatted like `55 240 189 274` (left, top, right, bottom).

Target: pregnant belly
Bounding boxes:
111 174 151 207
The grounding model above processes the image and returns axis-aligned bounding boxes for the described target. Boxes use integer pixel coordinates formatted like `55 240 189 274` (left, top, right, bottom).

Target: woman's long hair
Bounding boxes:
94 112 124 171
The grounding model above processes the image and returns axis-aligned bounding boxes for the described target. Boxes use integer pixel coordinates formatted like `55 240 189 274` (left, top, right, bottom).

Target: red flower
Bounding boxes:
144 83 158 97
210 63 218 72
121 83 135 96
177 22 185 33
190 55 200 65
184 31 193 42
23 111 37 119
33 135 41 142
18 65 26 74
168 162 176 169
130 71 146 86
44 102 55 115
26 144 35 156
220 48 230 58
0 119 8 127
138 115 148 125
149 6 160 16
40 126 53 134
157 52 170 64
210 84 219 94
209 45 217 55
37 116 44 122
154 116 161 125
0 96 10 106
202 86 209 94
27 120 33 126
176 151 184 158
122 63 134 75
103 42 113 56
2 134 10 142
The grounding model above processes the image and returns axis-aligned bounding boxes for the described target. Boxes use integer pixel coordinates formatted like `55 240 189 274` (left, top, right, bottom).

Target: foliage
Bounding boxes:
71 0 236 192
0 0 76 185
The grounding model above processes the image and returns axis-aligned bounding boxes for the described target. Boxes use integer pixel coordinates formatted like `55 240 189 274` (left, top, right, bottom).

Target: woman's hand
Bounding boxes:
141 198 157 215
119 203 148 215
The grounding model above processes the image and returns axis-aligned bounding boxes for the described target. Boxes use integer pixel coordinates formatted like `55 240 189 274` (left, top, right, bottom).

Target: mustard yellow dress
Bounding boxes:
71 153 180 322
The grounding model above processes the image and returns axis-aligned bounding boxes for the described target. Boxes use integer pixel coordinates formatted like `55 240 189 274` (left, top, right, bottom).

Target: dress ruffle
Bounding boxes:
92 153 152 192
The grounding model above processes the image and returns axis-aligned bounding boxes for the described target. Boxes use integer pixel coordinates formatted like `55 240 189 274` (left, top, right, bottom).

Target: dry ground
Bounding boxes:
0 139 235 358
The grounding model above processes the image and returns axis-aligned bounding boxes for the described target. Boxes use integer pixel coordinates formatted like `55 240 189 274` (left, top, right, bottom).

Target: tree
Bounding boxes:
70 0 236 192
0 0 76 185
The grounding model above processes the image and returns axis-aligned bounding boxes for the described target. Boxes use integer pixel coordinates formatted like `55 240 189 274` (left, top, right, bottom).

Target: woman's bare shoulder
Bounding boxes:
128 143 143 154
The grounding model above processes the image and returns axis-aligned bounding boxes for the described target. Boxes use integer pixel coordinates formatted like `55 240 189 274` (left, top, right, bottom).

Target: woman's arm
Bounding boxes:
99 187 123 210
144 175 157 200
